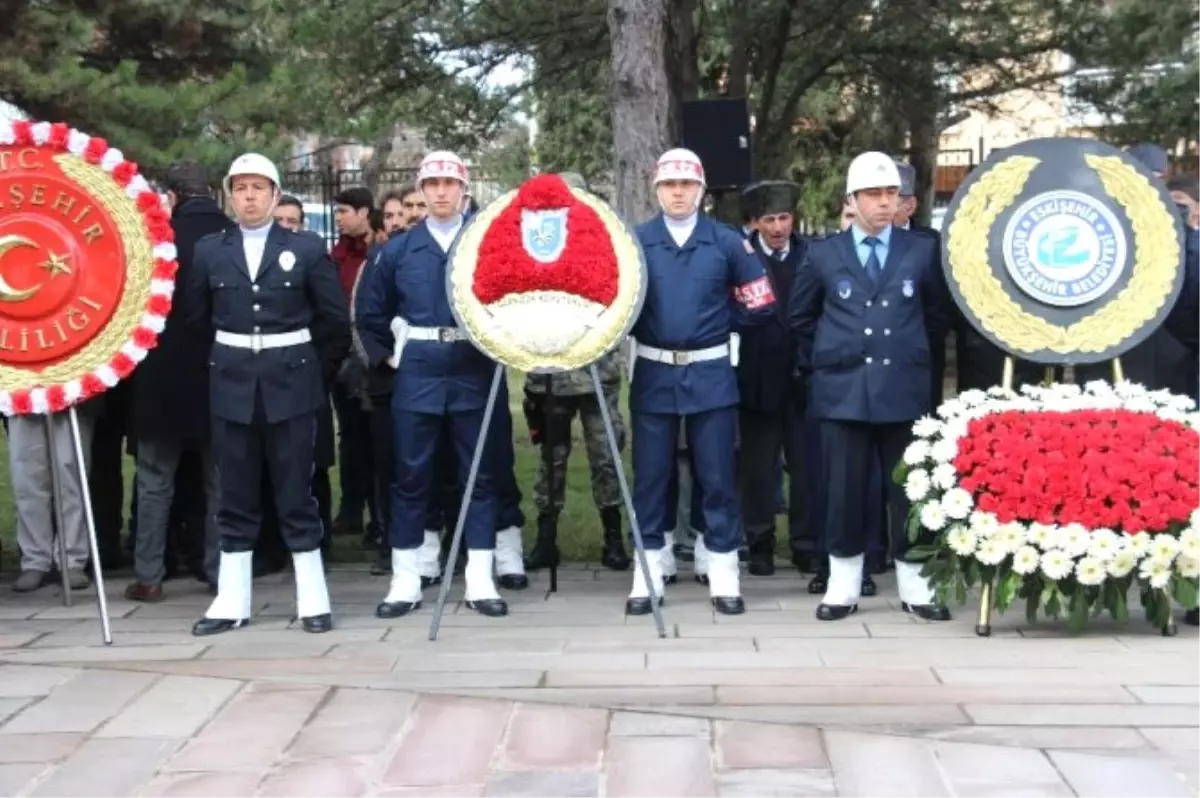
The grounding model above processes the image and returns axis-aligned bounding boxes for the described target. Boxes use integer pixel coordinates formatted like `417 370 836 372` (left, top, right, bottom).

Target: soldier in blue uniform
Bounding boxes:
789 152 953 622
734 180 812 577
357 151 509 618
186 153 351 636
626 148 776 616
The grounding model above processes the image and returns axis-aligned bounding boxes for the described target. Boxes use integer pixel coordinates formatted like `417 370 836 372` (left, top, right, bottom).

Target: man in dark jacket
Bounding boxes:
125 161 233 601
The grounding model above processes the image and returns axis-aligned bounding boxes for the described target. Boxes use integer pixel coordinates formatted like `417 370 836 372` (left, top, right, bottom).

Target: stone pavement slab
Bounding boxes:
0 565 1195 796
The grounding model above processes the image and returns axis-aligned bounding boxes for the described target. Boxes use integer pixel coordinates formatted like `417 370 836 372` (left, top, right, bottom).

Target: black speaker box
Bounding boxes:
681 98 753 190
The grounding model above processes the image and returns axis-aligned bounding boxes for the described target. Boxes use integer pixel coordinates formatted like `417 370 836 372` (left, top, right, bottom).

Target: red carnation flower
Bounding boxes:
147 295 172 316
10 391 32 415
112 161 139 186
110 353 135 378
84 137 108 164
132 327 158 349
81 374 105 397
46 385 67 413
48 123 70 150
11 121 33 145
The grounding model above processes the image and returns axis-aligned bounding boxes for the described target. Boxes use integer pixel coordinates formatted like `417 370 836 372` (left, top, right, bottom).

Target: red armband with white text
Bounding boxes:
732 276 775 310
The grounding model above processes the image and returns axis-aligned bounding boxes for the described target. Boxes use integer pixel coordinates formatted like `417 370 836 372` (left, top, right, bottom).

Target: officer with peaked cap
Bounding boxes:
185 153 351 636
626 148 776 617
789 151 954 622
357 151 510 618
735 180 816 577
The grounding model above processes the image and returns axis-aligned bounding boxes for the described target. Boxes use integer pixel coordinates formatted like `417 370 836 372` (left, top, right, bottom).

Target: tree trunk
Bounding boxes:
609 0 673 223
361 127 396 199
904 63 939 228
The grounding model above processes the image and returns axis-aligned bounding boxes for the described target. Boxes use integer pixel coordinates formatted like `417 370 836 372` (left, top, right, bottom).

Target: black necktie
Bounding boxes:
863 237 883 284
771 250 786 262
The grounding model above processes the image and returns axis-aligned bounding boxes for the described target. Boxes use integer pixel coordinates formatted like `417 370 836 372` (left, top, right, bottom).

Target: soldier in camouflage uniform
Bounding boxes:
520 172 631 572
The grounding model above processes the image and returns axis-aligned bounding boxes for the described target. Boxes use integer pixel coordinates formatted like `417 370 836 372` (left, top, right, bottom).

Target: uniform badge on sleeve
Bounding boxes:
279 251 296 272
902 278 914 298
734 276 775 309
836 279 852 300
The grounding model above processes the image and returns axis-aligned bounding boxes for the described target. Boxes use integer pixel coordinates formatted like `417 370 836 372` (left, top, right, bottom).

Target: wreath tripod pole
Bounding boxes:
429 364 506 641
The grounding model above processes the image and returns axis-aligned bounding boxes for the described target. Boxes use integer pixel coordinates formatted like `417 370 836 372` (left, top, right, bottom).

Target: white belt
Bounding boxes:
387 318 467 368
215 328 311 353
636 342 730 366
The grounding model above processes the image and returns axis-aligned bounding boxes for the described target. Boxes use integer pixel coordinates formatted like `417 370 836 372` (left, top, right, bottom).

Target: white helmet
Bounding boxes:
653 148 706 187
417 151 469 188
845 151 901 195
224 153 280 194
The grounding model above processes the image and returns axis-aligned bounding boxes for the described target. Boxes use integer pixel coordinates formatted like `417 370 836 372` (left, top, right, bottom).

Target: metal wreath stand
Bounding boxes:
429 188 665 642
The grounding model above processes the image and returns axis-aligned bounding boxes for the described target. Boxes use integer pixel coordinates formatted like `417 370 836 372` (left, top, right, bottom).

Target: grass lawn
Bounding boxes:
0 370 642 568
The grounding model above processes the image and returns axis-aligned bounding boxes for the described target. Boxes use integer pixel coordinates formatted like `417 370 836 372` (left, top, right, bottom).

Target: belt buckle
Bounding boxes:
672 350 691 366
438 328 456 343
250 332 263 354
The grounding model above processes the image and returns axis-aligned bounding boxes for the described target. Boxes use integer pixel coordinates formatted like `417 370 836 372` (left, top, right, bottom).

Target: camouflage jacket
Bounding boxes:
524 349 624 396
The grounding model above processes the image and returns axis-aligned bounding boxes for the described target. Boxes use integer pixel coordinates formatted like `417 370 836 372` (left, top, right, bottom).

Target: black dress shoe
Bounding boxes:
601 545 631 571
694 573 709 585
370 554 392 576
791 551 815 573
748 555 775 577
497 574 529 590
663 574 678 586
711 596 745 615
191 617 248 636
465 598 508 617
901 602 952 622
376 600 420 618
1185 608 1199 626
625 596 664 616
861 576 878 597
808 573 828 595
815 603 858 621
420 575 442 590
301 613 333 633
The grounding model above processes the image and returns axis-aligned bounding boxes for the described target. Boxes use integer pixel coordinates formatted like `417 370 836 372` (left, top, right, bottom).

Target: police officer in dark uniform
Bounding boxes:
626 148 776 616
734 180 812 577
186 153 351 636
357 151 508 619
789 152 953 622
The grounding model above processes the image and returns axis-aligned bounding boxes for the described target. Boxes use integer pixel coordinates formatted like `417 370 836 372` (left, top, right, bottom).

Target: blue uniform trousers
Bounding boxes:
818 421 913 561
490 400 525 531
390 408 496 551
213 394 324 555
634 407 742 554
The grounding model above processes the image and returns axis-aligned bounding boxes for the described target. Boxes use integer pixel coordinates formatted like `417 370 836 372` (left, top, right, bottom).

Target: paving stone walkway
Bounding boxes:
0 565 1195 796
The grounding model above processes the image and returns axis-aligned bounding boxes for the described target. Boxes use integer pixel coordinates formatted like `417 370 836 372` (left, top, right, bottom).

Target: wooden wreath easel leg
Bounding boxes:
543 379 558 599
590 364 667 638
429 365 505 642
1112 357 1125 384
976 357 1019 638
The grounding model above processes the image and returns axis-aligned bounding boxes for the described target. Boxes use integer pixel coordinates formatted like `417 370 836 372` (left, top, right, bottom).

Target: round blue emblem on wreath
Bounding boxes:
1001 189 1127 307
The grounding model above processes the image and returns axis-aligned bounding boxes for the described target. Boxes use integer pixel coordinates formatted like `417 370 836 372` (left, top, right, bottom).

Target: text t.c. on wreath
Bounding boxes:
447 174 646 373
0 119 176 415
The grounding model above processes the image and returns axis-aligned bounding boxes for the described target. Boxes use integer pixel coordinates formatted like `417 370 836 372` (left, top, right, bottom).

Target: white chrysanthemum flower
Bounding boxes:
1025 522 1054 550
957 389 987 407
986 385 1011 398
920 500 948 531
940 418 971 443
1012 545 1041 575
1176 556 1200 579
1166 394 1196 412
1075 557 1107 586
1060 524 1092 558
912 415 941 439
1087 529 1121 562
1189 508 1200 530
1180 528 1200 561
1139 558 1172 590
937 400 965 420
1114 382 1148 399
905 469 931 502
970 511 1000 538
903 440 931 466
976 538 1008 566
930 438 959 463
941 487 974 520
1107 550 1138 578
932 463 958 491
1083 380 1114 397
1148 535 1180 564
1124 396 1157 414
1125 533 1152 558
945 526 978 556
996 522 1026 553
1040 549 1074 581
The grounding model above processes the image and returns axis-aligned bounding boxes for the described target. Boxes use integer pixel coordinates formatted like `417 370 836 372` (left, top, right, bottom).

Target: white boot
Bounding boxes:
292 549 331 619
382 548 423 606
822 554 865 608
465 549 508 616
628 547 666 613
194 551 253 635
661 531 678 583
707 549 745 615
693 535 710 584
896 561 935 606
417 531 442 580
494 527 528 587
